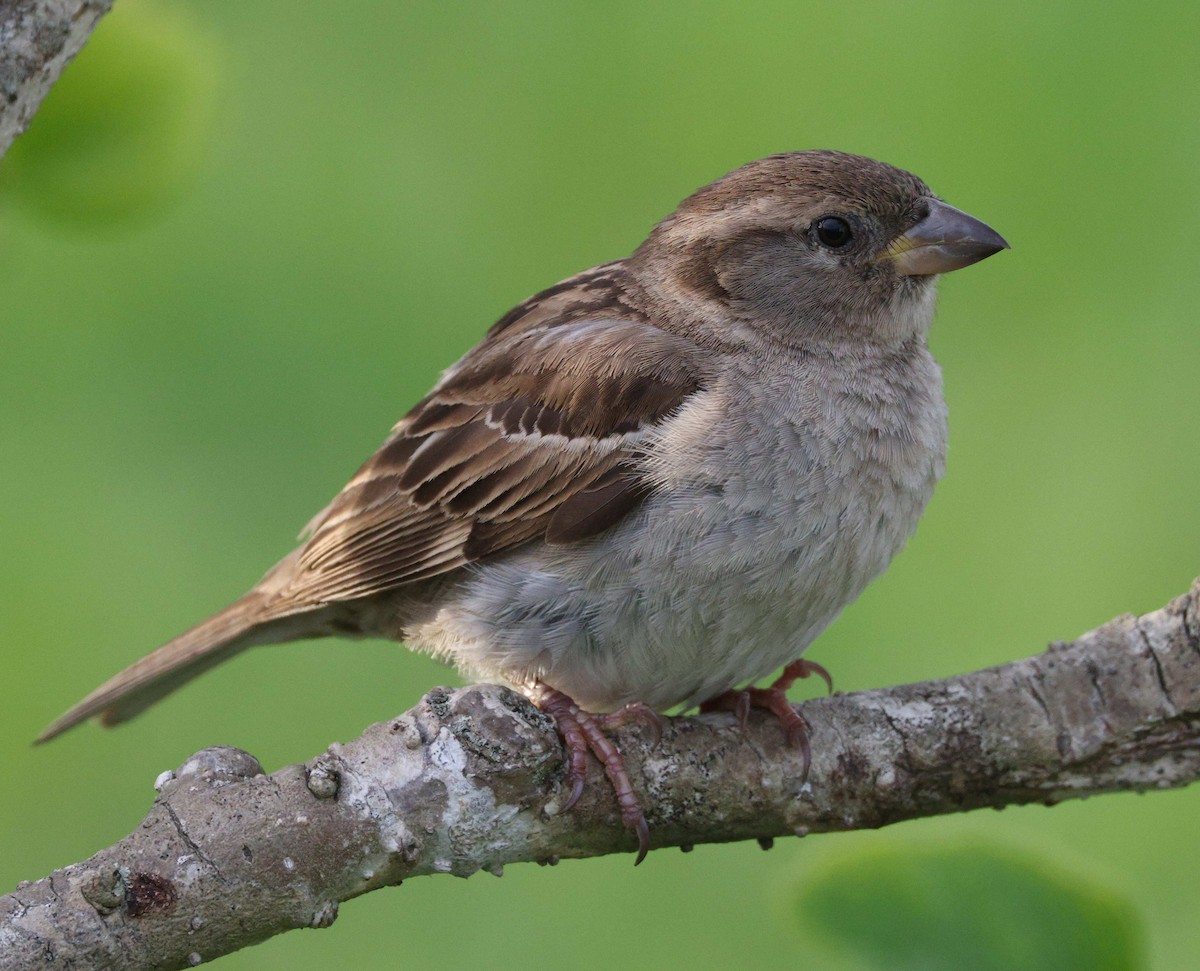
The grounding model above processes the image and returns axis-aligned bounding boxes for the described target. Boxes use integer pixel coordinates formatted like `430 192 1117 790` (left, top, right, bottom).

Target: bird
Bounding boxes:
38 151 1008 863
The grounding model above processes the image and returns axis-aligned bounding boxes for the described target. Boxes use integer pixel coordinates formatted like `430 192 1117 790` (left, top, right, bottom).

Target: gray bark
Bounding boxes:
2 580 1198 969
0 0 112 157
4 7 1196 969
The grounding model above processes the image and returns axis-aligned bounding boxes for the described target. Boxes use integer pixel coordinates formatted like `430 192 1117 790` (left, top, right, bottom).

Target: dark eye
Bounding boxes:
815 216 852 248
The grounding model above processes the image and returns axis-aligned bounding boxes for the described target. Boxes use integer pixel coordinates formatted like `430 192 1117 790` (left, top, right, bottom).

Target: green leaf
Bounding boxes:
793 840 1143 971
0 0 219 226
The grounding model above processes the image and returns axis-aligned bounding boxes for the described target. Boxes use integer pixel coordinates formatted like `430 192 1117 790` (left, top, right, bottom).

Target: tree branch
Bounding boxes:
0 0 111 159
5 5 1194 969
3 579 1198 969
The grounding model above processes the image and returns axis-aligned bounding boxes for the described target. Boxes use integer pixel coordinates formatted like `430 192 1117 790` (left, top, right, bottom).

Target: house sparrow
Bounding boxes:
38 151 1007 863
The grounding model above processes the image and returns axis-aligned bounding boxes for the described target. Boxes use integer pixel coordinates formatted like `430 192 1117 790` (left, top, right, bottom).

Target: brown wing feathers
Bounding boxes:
546 461 652 544
36 264 704 741
281 267 704 608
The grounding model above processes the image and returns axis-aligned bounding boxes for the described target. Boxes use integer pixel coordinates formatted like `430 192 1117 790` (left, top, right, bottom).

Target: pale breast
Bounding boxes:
406 338 947 712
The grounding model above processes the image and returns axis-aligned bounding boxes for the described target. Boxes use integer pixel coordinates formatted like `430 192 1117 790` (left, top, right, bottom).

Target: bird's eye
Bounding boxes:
815 216 853 248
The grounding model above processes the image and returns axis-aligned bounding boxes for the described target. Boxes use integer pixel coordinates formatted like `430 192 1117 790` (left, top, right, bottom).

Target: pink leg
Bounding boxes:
529 686 653 865
597 701 666 747
699 657 834 783
774 658 834 695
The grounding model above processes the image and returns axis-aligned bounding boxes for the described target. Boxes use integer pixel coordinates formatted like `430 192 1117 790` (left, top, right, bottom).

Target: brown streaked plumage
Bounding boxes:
38 265 707 740
38 151 1008 863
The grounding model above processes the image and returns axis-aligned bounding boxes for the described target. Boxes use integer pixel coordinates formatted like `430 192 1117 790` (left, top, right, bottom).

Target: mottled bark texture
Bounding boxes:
4 9 1194 968
3 581 1198 969
0 0 112 156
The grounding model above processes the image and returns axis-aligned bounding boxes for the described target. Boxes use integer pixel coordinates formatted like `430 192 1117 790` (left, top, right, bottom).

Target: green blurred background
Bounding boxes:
2 1 1197 967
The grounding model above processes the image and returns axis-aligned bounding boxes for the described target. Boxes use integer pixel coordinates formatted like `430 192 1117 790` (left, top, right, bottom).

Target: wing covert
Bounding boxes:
280 266 706 607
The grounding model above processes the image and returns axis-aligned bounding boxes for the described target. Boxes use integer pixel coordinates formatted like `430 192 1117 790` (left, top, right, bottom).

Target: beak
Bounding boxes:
884 199 1009 276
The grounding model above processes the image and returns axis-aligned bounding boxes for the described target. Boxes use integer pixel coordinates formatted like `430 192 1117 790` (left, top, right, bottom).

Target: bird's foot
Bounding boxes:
699 658 833 783
527 686 656 865
597 701 666 746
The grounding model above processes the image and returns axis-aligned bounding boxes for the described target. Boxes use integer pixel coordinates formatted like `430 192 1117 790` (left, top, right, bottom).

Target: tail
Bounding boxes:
36 592 311 743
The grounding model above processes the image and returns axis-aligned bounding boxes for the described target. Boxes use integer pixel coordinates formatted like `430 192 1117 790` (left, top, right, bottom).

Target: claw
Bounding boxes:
632 815 650 866
528 685 653 864
699 656 830 784
764 698 812 782
561 775 586 815
778 658 834 695
540 690 591 813
598 702 666 747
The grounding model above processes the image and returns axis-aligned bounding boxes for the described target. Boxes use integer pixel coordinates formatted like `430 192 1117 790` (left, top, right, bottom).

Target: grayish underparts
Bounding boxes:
3 9 1195 970
2 579 1198 969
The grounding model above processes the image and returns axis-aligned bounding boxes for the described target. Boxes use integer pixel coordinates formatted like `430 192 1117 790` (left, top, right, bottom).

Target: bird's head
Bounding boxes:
635 150 1008 346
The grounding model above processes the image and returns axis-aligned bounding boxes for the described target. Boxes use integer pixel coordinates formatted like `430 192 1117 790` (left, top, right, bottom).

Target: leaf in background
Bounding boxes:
792 840 1143 971
0 0 219 227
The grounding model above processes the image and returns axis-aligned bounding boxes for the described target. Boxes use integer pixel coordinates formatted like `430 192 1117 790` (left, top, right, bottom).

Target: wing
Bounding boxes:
35 263 708 743
277 262 706 607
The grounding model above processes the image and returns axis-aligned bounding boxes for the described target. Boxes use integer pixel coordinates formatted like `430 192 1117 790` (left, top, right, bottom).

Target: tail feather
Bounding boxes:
36 592 305 743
